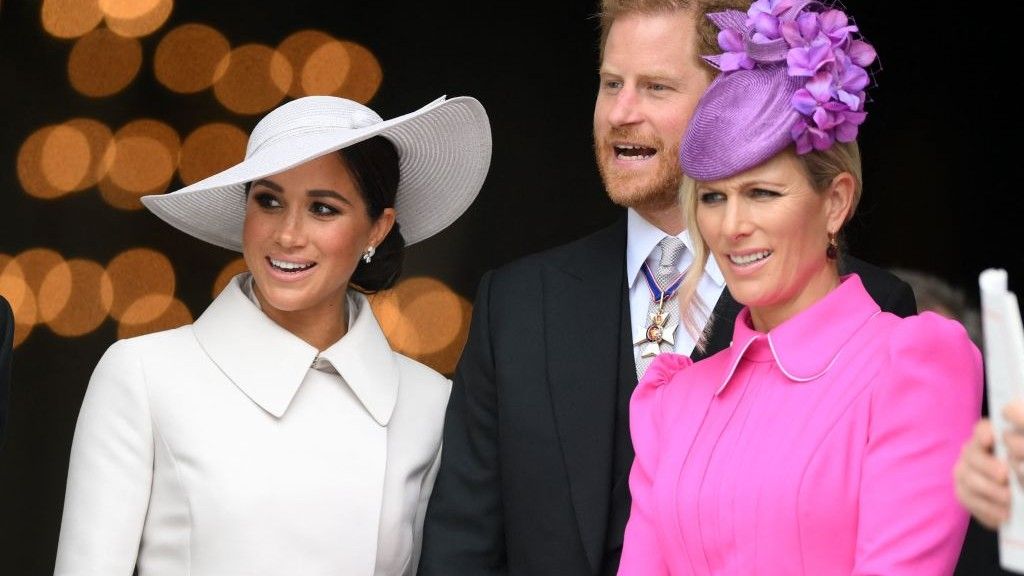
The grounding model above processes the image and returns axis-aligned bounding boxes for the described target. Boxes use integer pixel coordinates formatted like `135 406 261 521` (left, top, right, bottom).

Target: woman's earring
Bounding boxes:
826 233 839 260
363 245 375 264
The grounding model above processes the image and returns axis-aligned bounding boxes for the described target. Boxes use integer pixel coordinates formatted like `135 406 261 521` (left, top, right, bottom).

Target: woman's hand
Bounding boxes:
952 407 1024 530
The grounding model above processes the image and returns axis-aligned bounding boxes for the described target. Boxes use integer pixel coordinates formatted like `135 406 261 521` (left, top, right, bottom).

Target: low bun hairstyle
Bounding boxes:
341 135 405 293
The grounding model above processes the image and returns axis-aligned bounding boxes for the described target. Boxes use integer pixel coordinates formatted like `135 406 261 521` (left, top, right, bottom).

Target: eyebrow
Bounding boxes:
250 179 353 207
308 189 353 207
703 179 789 192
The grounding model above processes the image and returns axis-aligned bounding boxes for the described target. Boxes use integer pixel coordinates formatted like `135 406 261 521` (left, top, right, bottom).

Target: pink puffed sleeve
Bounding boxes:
619 353 693 576
854 312 983 575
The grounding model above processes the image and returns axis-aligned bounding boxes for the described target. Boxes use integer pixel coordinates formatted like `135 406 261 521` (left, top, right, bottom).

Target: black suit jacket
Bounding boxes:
1 295 13 447
419 217 916 576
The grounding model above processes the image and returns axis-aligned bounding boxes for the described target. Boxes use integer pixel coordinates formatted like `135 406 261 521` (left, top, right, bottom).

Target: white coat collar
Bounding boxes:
193 274 399 425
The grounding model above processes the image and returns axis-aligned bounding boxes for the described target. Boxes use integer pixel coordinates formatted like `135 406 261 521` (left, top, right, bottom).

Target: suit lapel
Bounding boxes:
544 218 627 572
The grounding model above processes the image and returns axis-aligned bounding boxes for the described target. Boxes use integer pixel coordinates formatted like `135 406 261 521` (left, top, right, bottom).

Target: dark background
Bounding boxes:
0 0 1016 573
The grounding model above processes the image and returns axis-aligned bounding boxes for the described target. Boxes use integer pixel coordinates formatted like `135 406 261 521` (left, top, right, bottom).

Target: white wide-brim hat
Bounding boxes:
141 95 492 250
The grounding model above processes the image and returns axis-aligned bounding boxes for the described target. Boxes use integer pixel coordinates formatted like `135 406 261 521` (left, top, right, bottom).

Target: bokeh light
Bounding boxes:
178 123 247 185
41 259 113 338
154 23 230 93
68 27 142 97
98 120 180 210
105 248 176 323
213 44 292 115
14 249 70 324
40 124 91 193
301 40 352 97
0 255 37 348
18 126 65 200
41 0 103 39
117 295 192 339
336 41 382 103
370 276 471 374
100 0 173 38
64 118 115 191
213 258 248 298
277 30 345 97
18 120 113 200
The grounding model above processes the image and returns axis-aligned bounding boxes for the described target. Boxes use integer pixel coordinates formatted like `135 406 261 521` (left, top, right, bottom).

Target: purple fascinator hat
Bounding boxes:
679 0 878 181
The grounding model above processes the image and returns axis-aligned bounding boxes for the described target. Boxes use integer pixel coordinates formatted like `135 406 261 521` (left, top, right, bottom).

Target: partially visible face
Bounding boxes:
594 9 712 212
242 152 391 319
695 151 848 329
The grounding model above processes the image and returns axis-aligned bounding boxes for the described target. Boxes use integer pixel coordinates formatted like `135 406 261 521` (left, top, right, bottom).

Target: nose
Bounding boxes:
721 197 753 240
606 86 643 127
274 207 307 248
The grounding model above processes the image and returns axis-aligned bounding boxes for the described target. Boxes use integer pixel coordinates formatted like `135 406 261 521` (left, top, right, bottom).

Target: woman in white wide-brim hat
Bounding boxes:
54 95 491 576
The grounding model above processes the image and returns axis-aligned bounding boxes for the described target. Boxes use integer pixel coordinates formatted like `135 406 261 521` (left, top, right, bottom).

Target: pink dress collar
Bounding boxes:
715 274 882 394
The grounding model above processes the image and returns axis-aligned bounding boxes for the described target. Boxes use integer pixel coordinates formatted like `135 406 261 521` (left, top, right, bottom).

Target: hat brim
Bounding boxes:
141 96 492 251
679 67 803 182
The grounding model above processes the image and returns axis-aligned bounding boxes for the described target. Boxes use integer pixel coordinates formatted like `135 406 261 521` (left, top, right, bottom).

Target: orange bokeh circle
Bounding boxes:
213 44 292 115
14 249 70 323
0 255 38 348
100 0 173 38
43 259 113 337
277 30 346 97
212 257 249 299
117 296 192 339
98 120 180 210
18 120 113 200
178 123 247 185
18 126 64 200
68 28 142 97
301 40 352 97
41 125 91 193
105 248 176 322
41 0 104 39
154 23 231 93
336 41 382 104
370 276 469 359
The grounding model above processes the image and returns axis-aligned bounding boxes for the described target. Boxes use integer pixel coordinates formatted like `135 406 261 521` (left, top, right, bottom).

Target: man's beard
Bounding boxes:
594 127 683 213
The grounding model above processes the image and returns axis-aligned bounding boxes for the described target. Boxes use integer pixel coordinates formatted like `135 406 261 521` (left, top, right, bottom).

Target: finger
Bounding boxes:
955 461 1013 529
963 438 1010 486
974 418 996 450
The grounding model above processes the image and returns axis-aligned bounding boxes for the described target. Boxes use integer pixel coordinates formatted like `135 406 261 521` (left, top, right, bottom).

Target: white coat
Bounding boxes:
54 274 451 575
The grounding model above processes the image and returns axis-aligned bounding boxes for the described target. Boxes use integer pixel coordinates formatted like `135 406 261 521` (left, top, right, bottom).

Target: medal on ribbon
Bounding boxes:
634 263 684 358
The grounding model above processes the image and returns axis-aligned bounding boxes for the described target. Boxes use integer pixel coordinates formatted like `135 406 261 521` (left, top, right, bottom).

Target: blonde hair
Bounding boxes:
676 141 864 352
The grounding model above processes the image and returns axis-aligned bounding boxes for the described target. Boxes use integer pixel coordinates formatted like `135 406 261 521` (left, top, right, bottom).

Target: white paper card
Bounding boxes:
980 268 1024 573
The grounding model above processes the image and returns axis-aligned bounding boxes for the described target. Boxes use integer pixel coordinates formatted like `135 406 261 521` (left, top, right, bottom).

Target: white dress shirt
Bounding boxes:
55 273 450 576
626 208 726 363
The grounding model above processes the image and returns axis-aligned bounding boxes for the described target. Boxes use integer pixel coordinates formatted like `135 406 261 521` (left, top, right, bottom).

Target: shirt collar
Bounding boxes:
193 273 399 425
625 208 724 289
715 274 880 394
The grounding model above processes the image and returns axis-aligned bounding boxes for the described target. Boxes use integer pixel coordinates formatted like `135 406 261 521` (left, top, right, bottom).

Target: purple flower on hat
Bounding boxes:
791 70 833 116
786 34 835 77
717 29 755 71
780 12 820 48
818 9 859 48
847 39 878 68
832 50 870 110
747 0 795 42
698 1 878 161
791 118 833 154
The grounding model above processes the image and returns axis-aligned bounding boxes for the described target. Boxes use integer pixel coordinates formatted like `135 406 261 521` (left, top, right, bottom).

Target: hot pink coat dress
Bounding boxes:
619 275 982 575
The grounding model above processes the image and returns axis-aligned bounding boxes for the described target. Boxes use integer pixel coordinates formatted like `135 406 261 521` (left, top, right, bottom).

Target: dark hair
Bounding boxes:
341 135 405 293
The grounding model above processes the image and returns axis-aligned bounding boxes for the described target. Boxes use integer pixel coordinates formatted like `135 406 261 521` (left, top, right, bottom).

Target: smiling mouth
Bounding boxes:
614 144 656 161
729 251 772 266
268 257 316 272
